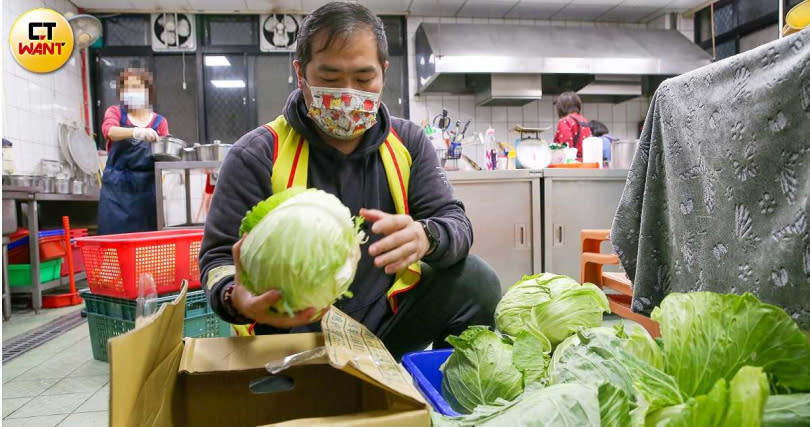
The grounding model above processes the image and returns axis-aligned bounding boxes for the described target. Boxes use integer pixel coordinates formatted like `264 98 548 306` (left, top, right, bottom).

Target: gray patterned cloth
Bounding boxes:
612 30 810 329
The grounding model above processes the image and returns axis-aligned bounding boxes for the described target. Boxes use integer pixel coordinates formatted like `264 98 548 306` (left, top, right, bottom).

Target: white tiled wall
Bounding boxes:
2 0 90 175
406 16 652 148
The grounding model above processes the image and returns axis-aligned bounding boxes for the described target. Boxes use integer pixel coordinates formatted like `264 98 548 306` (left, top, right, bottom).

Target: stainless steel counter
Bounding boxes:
446 169 543 182
447 168 628 182
445 167 630 286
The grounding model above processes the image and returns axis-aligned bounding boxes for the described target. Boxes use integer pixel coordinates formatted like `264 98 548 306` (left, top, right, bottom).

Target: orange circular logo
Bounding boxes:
9 8 74 73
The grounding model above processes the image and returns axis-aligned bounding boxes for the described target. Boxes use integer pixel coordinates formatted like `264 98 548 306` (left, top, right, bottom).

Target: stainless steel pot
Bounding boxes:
6 174 36 188
152 135 186 161
182 147 197 161
610 140 639 170
55 178 71 194
195 141 233 161
72 179 85 195
39 176 55 193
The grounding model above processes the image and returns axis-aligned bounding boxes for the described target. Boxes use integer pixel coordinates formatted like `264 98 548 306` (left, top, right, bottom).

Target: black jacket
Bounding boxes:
199 89 472 334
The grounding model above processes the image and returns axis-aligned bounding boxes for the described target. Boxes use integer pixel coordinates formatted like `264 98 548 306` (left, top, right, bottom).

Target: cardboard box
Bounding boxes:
109 285 429 427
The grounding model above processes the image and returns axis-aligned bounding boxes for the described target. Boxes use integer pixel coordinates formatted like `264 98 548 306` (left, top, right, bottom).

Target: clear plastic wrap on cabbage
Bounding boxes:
237 188 365 315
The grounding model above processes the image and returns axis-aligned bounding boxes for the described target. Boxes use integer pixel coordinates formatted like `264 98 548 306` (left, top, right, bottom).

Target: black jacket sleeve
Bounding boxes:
199 128 274 324
393 119 473 269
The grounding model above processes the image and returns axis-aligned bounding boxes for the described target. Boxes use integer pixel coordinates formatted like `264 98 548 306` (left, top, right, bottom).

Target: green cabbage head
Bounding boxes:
494 273 609 346
494 273 580 337
237 187 365 315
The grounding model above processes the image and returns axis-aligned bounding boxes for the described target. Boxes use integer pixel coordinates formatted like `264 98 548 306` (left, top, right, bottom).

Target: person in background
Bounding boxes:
553 91 591 160
200 2 501 360
588 120 616 165
97 68 169 235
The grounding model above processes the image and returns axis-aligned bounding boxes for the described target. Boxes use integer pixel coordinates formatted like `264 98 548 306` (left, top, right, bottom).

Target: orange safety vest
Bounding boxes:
232 115 421 337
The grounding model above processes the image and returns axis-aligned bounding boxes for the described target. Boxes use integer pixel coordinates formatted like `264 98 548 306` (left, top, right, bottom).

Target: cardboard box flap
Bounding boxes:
109 284 188 427
319 307 425 406
180 333 325 374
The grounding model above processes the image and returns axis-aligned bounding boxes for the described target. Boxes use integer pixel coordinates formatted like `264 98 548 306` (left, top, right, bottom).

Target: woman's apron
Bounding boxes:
97 106 165 235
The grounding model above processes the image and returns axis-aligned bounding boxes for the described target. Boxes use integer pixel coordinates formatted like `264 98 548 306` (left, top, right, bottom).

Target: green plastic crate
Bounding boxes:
80 289 231 362
8 258 63 287
80 288 212 320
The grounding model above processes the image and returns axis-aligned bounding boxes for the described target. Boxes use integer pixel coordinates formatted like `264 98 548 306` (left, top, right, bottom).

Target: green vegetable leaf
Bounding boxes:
762 394 810 427
441 327 524 414
549 328 685 416
645 377 728 427
651 292 810 396
512 331 550 387
598 382 632 427
432 383 602 427
239 186 310 236
526 282 611 347
724 366 769 427
624 325 665 370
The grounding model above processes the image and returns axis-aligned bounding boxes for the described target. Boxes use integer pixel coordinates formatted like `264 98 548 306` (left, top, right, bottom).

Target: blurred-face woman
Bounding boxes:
553 91 591 160
97 68 169 235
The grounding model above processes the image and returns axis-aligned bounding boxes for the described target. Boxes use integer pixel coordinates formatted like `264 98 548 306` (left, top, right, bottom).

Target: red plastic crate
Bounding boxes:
60 244 85 276
39 235 67 261
75 229 204 299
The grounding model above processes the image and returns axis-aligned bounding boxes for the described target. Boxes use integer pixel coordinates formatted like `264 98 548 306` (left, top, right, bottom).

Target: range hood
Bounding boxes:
415 23 712 105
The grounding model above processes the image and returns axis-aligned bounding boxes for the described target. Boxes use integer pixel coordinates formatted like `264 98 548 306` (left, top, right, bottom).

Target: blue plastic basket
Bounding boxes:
401 349 460 416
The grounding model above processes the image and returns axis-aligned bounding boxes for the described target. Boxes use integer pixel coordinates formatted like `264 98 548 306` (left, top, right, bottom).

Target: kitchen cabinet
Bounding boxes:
542 169 628 280
449 170 542 292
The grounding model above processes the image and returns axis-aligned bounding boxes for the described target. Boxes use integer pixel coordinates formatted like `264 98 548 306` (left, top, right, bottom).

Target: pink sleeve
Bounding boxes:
157 118 169 137
101 105 121 141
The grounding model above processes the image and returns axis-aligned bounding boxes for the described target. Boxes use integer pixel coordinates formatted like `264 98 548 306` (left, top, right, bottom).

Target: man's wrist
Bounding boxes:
221 282 254 324
417 219 439 257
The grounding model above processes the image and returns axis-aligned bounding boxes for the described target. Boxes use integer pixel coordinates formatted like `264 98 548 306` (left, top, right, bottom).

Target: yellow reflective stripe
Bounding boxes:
269 115 308 195
378 132 413 215
232 324 254 336
206 265 236 289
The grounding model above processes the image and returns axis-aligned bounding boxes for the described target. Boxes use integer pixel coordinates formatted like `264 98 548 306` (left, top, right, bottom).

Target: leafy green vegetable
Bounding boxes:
651 292 810 396
238 188 365 315
762 394 810 426
440 327 524 414
525 282 611 347
549 328 685 416
725 366 770 427
494 273 578 337
512 331 551 387
624 324 665 370
239 186 309 236
432 383 601 427
645 377 729 427
645 366 770 427
598 382 632 427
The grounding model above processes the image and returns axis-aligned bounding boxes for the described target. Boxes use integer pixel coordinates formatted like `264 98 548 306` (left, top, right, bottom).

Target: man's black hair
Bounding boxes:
295 2 388 75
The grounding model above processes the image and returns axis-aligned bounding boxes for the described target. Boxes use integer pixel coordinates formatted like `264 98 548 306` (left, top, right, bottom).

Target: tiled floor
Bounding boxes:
3 299 107 426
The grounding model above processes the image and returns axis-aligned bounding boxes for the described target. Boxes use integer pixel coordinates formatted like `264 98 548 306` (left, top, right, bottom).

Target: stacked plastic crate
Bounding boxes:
76 229 230 362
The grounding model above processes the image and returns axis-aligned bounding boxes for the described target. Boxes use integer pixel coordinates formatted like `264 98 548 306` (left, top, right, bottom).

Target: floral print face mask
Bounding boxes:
305 81 381 140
